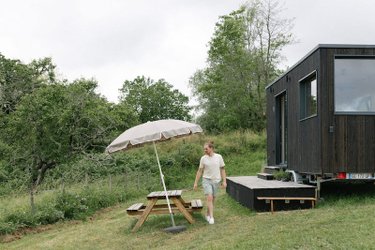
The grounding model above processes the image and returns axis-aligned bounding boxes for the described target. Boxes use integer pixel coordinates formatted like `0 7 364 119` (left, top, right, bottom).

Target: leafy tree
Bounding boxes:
119 76 191 122
2 79 137 211
190 0 294 132
0 54 56 114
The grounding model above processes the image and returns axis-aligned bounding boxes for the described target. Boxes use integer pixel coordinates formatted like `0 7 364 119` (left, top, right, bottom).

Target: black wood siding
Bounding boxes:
321 48 375 174
267 49 321 173
268 45 375 175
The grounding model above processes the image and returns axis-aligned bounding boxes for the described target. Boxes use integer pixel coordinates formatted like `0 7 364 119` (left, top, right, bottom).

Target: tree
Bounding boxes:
0 54 57 114
190 0 294 132
2 79 137 212
119 76 191 123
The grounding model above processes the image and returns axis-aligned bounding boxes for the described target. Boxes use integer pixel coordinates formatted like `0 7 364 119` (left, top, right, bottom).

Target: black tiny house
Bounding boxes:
266 44 375 183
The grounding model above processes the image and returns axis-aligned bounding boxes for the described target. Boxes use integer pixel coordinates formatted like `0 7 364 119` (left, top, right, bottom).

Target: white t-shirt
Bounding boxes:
199 153 225 181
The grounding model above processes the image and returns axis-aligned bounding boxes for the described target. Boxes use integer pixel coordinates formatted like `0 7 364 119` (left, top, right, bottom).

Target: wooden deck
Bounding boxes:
226 176 317 212
227 176 314 189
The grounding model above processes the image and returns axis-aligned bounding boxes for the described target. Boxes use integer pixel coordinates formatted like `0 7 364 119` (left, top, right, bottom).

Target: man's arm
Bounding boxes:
220 167 227 188
193 168 203 190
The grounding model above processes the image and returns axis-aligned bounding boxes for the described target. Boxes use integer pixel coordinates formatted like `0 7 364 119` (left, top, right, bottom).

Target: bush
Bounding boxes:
0 182 148 235
4 209 36 227
34 205 64 225
0 221 18 235
55 192 89 220
273 170 290 181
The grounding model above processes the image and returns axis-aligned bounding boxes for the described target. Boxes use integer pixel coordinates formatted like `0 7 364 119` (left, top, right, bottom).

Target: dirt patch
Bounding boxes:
1 224 54 243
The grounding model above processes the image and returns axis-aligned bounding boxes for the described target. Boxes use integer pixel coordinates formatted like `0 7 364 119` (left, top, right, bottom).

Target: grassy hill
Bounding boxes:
0 131 265 237
3 185 375 249
2 130 375 249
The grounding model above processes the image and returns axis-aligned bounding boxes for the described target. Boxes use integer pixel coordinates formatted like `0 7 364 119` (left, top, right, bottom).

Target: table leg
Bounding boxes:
172 197 195 224
132 198 158 232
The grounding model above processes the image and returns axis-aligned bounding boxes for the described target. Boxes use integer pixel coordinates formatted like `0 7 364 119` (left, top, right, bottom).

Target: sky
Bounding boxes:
1 0 375 104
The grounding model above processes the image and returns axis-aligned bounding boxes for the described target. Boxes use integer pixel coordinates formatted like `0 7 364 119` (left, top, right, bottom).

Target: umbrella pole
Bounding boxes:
153 141 176 227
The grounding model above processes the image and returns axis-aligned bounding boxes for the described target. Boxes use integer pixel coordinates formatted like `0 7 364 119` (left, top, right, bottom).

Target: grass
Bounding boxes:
3 130 375 248
3 184 375 249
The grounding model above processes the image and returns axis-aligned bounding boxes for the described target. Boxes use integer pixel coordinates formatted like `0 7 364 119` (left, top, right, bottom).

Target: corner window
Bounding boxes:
335 56 375 113
300 71 317 119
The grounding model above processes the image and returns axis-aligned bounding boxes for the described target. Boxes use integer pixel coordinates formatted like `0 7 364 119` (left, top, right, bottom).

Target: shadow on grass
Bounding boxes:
319 182 375 207
126 213 206 234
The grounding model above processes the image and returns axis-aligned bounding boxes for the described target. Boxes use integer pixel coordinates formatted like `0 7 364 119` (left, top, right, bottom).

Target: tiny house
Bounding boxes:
266 44 375 183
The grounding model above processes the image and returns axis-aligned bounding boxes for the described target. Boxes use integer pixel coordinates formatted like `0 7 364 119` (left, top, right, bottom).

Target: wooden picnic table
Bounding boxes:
127 190 203 232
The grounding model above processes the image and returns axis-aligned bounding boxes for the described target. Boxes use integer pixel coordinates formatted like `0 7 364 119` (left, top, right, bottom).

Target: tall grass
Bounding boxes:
0 172 158 235
0 130 266 236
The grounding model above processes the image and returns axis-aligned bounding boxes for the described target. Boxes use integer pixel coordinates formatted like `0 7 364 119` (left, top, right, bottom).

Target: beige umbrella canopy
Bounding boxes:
106 119 203 153
106 119 203 232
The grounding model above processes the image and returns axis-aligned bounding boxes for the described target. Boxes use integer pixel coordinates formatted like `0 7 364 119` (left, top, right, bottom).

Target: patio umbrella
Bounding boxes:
105 119 203 233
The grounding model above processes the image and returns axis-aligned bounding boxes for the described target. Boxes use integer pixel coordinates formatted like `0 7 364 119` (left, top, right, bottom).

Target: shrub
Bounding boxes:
0 221 18 235
55 192 89 220
34 205 64 225
4 209 36 227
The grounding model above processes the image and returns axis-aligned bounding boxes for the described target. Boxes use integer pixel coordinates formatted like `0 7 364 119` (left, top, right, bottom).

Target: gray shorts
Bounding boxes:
202 178 220 197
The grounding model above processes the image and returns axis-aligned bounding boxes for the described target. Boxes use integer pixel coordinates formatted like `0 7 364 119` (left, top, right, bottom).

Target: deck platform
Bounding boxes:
226 176 316 212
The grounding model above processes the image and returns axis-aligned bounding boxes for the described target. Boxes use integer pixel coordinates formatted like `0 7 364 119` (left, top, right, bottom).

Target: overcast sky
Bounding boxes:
1 0 375 103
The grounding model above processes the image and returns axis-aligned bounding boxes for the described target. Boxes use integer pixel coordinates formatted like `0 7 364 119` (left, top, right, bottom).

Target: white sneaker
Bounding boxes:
208 217 214 225
206 215 211 222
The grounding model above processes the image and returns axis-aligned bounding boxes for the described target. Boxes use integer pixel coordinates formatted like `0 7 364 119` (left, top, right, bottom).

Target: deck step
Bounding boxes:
257 173 274 180
263 166 281 174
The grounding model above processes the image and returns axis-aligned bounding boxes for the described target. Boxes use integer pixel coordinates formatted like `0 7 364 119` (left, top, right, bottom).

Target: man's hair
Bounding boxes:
205 141 214 149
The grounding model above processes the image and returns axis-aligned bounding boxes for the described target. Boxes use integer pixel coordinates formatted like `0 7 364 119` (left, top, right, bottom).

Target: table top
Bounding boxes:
147 190 182 199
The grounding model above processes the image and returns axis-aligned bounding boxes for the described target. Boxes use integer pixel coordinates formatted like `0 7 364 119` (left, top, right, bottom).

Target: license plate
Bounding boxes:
347 173 374 179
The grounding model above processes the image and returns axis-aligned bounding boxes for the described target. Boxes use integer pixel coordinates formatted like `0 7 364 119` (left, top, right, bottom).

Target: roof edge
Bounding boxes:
265 44 375 89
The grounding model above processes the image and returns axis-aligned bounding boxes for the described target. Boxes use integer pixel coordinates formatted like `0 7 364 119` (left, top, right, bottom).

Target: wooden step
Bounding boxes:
257 173 274 180
263 166 281 175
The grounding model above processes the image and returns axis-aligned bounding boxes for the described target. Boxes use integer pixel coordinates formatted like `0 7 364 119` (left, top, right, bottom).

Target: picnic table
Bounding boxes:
127 190 203 232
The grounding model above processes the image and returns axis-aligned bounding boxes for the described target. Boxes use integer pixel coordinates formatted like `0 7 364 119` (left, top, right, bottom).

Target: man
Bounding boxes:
193 141 227 225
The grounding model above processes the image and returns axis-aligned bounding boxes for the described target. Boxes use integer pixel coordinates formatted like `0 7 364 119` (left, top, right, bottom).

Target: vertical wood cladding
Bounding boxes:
267 49 321 173
322 47 375 174
267 45 375 175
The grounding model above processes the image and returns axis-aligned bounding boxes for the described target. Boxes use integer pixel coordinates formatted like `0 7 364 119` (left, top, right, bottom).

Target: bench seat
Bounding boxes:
257 196 316 214
191 199 203 209
126 199 203 216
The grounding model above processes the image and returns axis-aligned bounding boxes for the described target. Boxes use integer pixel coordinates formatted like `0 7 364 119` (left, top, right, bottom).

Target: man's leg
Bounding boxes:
206 194 214 218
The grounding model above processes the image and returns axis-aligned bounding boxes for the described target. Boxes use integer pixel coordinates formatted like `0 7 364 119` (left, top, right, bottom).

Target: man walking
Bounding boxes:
193 141 227 224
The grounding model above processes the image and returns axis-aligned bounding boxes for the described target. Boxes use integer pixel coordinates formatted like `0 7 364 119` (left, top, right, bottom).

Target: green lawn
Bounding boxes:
2 185 375 250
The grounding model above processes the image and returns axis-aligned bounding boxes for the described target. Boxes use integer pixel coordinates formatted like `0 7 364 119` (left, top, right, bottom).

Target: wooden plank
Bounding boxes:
257 197 316 201
147 192 156 198
196 199 203 208
191 199 197 208
191 199 203 208
127 204 136 211
131 198 158 232
147 190 182 199
128 205 201 216
172 197 194 224
127 203 144 211
257 196 316 214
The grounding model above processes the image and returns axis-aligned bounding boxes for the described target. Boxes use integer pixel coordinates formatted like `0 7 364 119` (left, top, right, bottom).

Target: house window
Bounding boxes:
335 56 375 113
300 71 317 119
